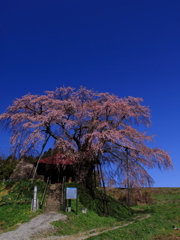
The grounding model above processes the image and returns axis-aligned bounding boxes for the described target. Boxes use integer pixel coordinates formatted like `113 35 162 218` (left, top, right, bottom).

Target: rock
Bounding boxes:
10 158 34 180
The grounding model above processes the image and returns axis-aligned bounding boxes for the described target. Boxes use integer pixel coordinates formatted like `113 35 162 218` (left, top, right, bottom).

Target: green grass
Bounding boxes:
1 182 180 240
52 209 121 236
86 188 180 240
0 180 45 233
0 204 41 233
64 182 130 219
48 183 131 237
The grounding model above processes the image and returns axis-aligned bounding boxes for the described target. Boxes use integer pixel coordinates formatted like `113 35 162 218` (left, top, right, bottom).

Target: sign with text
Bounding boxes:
66 187 77 199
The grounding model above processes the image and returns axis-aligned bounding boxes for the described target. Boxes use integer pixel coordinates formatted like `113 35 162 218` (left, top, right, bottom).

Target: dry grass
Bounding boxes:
106 187 153 206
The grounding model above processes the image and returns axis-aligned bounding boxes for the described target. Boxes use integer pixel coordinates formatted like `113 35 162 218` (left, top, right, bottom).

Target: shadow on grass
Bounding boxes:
131 206 156 215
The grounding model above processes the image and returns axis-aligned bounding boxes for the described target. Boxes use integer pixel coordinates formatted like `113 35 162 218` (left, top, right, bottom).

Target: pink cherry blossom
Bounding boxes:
0 86 173 186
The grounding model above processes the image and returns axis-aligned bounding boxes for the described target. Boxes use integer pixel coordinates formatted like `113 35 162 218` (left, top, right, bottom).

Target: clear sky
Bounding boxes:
1 0 180 187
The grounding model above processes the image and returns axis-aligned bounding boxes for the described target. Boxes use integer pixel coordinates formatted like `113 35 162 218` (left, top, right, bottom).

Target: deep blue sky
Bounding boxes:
1 0 180 187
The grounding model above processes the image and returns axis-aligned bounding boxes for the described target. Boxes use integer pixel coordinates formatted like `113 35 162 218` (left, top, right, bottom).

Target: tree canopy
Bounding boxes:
0 86 173 186
0 155 17 181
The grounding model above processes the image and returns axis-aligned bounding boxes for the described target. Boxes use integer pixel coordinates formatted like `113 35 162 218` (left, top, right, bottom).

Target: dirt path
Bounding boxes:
34 214 151 240
0 213 67 240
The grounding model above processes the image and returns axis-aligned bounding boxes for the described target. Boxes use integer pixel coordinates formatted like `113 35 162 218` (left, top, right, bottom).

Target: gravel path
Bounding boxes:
34 214 151 240
0 213 151 240
0 213 67 240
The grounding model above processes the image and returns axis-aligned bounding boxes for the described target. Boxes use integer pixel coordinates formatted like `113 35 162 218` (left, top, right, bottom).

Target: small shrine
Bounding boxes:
37 152 75 184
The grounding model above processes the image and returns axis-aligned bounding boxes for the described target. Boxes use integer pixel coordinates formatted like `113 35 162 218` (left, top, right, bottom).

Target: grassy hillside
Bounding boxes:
65 182 130 219
0 181 130 236
1 181 180 240
47 183 131 237
0 180 45 233
87 187 180 240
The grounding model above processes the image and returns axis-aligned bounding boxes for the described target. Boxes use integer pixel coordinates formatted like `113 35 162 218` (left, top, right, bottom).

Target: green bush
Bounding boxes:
0 156 18 181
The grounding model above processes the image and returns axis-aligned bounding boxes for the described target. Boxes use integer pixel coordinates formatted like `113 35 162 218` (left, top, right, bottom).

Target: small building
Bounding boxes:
37 152 75 184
